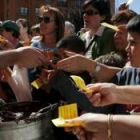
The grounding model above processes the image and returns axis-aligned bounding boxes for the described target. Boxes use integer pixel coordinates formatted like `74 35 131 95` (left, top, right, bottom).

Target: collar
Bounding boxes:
95 25 105 37
84 25 105 40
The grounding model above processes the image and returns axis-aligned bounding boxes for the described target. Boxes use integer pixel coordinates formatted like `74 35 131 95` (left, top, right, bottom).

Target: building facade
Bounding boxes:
0 0 115 26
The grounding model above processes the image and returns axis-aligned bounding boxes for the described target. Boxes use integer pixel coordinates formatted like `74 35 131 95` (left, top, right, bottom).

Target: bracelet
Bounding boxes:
108 114 113 140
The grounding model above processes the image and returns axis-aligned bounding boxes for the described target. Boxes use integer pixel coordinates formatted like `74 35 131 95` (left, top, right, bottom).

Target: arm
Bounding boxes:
65 113 140 140
116 85 140 104
0 50 19 69
0 47 47 69
87 83 140 106
87 62 120 82
113 115 140 140
57 54 120 82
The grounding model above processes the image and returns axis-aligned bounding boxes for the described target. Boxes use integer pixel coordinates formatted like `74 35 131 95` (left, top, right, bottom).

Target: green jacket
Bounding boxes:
81 27 116 59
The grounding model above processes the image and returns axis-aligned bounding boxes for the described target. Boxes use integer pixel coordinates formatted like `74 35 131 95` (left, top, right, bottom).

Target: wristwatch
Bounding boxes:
90 62 101 78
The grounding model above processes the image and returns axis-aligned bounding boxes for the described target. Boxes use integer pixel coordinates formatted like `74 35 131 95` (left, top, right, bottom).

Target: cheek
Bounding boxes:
92 17 100 24
131 47 140 59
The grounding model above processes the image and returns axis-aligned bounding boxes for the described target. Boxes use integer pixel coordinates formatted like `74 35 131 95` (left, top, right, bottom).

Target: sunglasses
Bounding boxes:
82 10 99 16
38 16 54 23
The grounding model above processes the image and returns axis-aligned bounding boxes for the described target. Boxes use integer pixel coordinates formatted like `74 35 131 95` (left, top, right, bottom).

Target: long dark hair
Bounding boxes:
39 5 65 42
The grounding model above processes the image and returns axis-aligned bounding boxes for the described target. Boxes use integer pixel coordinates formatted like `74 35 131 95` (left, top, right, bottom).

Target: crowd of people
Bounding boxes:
0 0 140 140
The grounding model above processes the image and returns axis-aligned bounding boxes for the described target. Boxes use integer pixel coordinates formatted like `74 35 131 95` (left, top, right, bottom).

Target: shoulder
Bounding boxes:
103 27 115 36
118 67 140 74
110 67 140 85
116 67 140 85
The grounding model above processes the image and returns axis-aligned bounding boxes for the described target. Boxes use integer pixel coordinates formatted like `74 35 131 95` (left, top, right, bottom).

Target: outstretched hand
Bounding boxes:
65 113 108 140
16 47 47 68
85 83 119 106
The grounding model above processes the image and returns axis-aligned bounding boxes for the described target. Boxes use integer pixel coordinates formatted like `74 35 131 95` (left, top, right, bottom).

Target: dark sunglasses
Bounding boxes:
38 16 54 23
82 10 99 16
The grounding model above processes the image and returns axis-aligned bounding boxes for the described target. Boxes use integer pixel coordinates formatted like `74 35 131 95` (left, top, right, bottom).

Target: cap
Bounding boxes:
1 20 20 34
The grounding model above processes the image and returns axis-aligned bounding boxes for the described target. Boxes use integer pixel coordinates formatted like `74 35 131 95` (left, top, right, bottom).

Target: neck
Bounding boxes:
43 33 57 46
20 33 30 42
89 25 100 36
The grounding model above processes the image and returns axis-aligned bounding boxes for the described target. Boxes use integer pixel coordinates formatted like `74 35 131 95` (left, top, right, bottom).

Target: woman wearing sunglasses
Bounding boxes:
31 5 64 53
29 5 64 98
80 0 116 59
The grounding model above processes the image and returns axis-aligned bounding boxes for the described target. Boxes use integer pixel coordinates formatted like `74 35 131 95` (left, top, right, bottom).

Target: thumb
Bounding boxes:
65 117 83 127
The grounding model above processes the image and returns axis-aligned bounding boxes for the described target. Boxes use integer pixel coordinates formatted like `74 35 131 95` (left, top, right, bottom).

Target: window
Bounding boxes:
44 0 51 3
35 8 39 14
20 7 29 15
58 0 67 6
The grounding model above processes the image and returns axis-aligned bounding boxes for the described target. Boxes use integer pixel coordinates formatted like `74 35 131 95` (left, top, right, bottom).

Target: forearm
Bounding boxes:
113 115 140 140
86 61 120 82
0 50 19 69
116 85 140 104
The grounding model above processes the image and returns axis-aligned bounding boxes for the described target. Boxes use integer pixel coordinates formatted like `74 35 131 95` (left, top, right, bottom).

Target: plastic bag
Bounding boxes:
11 65 32 102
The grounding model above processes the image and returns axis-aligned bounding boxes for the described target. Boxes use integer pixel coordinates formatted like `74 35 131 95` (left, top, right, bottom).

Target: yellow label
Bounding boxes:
101 22 119 32
31 78 43 89
52 103 79 127
59 103 78 119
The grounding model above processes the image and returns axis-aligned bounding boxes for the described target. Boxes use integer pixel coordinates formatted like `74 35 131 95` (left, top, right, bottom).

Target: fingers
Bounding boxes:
65 117 83 127
89 93 102 106
64 50 77 57
57 58 71 71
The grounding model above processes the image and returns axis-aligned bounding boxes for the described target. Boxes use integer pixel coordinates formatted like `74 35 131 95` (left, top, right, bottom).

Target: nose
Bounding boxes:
125 43 130 53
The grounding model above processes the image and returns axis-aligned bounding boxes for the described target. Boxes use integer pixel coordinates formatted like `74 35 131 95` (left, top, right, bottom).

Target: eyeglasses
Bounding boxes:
82 10 99 16
38 16 54 23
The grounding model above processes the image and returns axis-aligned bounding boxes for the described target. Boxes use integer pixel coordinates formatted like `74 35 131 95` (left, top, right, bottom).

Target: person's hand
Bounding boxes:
38 69 55 84
65 127 93 140
57 53 93 73
86 83 118 106
65 113 108 140
16 47 47 68
0 37 15 50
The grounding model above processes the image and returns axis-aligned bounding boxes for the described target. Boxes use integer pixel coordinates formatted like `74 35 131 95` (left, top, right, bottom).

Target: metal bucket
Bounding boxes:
0 102 57 140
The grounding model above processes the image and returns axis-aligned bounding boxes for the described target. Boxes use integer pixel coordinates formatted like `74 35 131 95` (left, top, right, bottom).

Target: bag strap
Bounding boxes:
85 35 98 52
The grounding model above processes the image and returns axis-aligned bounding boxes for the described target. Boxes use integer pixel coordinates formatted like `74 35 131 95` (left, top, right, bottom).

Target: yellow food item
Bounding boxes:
0 35 4 43
101 22 119 32
70 75 92 94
